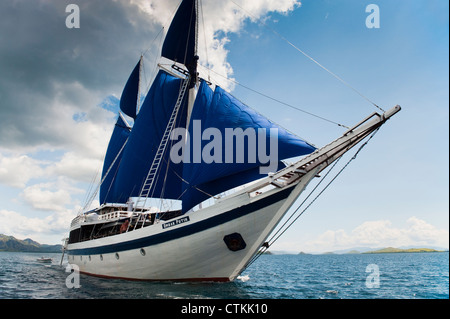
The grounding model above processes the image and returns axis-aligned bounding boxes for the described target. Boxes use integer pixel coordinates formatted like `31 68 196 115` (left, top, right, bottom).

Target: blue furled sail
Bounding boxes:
107 70 189 204
180 81 317 212
119 58 141 119
100 114 131 204
161 0 197 69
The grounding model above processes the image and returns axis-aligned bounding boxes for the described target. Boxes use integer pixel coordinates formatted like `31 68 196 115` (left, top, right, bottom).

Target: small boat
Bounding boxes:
36 257 53 263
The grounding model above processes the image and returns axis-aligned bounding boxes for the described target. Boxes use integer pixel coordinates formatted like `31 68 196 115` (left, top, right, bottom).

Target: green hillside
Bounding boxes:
363 247 443 254
0 234 62 252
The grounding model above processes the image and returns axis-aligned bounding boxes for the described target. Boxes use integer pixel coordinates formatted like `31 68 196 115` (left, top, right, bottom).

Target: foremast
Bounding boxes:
163 0 200 128
133 0 200 213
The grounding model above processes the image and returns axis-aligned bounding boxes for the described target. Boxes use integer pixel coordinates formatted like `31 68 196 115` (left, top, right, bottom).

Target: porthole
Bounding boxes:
140 248 146 256
223 233 246 252
100 254 103 261
115 252 120 260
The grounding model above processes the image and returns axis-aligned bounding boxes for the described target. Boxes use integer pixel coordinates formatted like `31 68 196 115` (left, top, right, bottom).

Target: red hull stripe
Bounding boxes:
79 270 230 282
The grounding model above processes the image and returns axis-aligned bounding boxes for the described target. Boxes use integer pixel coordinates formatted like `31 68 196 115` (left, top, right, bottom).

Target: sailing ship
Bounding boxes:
64 0 400 281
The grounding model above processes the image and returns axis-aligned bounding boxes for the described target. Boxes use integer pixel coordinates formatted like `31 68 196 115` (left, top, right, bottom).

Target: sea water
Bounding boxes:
0 251 448 299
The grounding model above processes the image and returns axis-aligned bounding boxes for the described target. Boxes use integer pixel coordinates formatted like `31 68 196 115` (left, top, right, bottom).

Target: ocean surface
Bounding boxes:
0 251 448 299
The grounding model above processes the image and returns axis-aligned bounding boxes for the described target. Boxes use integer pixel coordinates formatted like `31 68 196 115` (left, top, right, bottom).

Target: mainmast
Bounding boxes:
160 0 199 127
187 0 199 87
161 0 198 80
186 0 199 128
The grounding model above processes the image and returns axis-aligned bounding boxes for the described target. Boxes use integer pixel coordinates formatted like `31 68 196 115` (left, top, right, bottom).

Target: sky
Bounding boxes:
0 0 448 253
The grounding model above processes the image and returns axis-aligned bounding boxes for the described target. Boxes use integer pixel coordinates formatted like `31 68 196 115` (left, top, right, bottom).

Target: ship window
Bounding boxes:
89 255 91 261
100 254 103 261
140 248 146 256
115 253 120 260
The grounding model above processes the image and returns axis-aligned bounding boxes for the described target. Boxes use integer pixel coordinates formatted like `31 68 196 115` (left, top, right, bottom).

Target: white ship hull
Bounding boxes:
67 172 314 282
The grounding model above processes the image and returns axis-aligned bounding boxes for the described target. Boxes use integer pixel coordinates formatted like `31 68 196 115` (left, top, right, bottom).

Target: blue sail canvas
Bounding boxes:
180 81 316 211
161 0 197 68
107 70 189 204
119 59 141 120
100 114 131 204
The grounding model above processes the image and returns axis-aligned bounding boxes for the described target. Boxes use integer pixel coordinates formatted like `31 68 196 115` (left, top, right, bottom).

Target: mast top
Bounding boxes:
161 0 199 84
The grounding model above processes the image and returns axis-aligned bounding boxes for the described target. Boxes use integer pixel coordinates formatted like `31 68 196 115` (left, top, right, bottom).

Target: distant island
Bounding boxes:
362 247 445 254
316 247 447 255
0 234 62 253
267 246 448 255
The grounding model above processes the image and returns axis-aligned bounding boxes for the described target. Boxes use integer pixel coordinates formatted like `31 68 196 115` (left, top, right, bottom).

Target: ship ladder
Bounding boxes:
130 76 191 231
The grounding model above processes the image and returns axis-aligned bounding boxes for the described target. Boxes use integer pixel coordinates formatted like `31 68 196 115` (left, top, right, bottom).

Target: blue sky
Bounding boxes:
0 0 448 252
223 0 449 252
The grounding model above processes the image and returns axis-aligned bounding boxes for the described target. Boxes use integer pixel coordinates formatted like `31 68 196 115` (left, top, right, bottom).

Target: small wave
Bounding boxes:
237 275 250 282
326 290 339 294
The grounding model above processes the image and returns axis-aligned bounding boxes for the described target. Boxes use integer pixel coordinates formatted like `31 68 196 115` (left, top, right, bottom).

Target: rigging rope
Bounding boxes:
202 65 350 129
142 26 165 58
244 127 380 270
199 0 211 82
80 137 129 213
228 0 385 113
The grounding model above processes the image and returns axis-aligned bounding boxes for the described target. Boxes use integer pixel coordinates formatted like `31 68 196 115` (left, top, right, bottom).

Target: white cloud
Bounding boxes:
20 176 86 211
21 184 71 212
349 217 449 249
0 0 156 152
198 0 301 90
275 217 449 253
405 216 448 245
46 151 104 184
133 0 301 90
0 209 75 243
0 153 45 188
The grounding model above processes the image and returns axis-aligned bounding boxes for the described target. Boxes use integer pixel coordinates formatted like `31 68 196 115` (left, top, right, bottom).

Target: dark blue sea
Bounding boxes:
0 252 448 300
